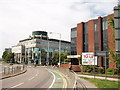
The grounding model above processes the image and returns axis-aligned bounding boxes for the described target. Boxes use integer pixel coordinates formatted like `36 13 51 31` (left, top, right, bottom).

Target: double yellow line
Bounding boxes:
56 71 67 88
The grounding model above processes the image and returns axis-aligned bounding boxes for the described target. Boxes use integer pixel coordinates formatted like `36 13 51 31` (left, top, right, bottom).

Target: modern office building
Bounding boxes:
71 14 116 68
12 31 70 65
5 48 12 53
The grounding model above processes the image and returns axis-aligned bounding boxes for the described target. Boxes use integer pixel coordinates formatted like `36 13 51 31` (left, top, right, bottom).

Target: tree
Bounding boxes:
5 52 14 63
2 51 8 60
2 51 14 63
52 53 59 65
52 52 70 65
64 58 70 62
77 56 82 65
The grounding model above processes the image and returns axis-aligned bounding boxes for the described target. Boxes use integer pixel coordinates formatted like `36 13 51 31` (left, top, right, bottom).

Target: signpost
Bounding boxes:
94 51 108 79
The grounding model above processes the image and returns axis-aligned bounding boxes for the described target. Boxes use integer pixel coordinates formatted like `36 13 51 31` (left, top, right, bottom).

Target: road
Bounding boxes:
2 67 54 89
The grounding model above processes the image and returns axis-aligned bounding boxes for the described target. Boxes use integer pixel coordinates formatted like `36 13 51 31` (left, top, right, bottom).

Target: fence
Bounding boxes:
2 65 26 77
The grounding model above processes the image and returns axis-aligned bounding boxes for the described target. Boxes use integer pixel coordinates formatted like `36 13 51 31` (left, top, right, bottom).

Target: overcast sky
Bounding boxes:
0 0 118 57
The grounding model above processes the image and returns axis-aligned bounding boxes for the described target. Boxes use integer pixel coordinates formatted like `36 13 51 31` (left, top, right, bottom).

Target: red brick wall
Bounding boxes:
77 22 84 55
71 65 81 71
98 17 103 67
60 64 81 71
107 14 116 68
88 20 95 52
60 64 71 69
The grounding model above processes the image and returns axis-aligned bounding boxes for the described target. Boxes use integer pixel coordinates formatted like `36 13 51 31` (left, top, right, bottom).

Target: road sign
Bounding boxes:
94 51 108 56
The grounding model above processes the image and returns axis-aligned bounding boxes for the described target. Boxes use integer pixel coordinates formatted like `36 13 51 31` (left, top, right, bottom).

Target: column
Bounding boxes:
77 22 84 55
98 17 103 67
20 53 22 63
88 20 95 52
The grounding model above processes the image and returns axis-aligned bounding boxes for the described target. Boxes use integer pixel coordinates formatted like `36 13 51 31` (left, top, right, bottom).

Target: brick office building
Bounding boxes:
71 14 116 68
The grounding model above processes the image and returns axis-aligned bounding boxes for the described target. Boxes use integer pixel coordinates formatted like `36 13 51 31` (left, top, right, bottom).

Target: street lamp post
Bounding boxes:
49 32 61 67
59 34 61 67
39 34 42 66
39 51 41 65
46 37 49 66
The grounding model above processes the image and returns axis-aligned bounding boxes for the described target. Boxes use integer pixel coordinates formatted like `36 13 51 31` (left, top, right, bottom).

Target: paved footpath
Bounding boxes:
77 74 119 81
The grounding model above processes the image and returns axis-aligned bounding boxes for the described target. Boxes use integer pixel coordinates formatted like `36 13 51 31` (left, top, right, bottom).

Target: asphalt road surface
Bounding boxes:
2 67 54 89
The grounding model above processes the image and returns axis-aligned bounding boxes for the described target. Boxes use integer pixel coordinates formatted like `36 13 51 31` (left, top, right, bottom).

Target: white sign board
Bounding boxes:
67 55 81 58
82 52 97 65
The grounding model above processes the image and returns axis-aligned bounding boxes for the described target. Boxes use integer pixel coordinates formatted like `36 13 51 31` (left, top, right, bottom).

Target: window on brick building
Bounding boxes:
94 20 99 51
84 22 88 52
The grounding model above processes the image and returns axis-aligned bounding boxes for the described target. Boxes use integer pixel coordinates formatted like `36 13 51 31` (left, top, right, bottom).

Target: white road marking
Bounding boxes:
48 70 56 88
10 82 24 88
57 78 61 80
28 77 35 80
35 71 39 76
28 70 39 81
35 73 38 76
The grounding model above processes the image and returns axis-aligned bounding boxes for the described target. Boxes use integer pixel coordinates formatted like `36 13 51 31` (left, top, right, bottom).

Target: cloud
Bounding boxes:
0 0 118 57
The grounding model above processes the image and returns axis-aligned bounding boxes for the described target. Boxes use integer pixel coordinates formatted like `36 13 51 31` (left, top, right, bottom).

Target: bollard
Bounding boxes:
8 67 10 74
4 67 5 75
12 66 13 74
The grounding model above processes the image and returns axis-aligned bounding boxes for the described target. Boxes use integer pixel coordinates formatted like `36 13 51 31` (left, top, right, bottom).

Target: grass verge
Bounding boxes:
80 77 119 89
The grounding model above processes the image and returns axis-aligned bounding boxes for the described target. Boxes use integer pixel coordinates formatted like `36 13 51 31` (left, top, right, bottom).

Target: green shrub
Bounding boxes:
107 68 113 72
87 68 93 73
106 68 118 75
98 67 104 74
113 68 118 74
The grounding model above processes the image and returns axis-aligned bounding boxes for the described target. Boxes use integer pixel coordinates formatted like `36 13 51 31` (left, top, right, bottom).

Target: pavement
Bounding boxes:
77 74 119 81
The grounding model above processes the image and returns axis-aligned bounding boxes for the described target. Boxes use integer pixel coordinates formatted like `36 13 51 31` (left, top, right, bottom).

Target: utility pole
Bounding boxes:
46 36 49 66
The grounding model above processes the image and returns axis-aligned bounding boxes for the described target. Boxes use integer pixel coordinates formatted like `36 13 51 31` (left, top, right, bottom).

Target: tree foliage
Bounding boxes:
2 51 8 60
107 17 115 29
52 52 70 65
77 56 82 65
2 51 14 63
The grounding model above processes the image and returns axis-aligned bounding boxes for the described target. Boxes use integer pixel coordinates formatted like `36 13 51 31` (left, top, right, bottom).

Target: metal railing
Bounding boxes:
2 65 26 77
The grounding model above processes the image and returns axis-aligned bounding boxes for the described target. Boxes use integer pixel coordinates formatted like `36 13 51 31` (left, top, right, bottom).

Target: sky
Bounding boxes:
0 0 118 57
